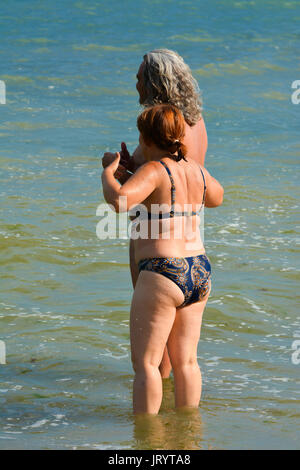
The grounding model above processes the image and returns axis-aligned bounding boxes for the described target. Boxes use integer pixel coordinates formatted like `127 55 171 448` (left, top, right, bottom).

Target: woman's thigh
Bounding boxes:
130 270 184 368
129 239 139 289
167 283 211 366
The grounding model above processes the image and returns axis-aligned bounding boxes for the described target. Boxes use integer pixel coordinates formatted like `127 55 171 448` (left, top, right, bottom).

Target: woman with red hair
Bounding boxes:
103 49 209 379
102 104 223 414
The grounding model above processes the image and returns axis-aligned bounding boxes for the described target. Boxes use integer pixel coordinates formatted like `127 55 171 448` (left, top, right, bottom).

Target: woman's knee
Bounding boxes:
131 354 161 374
169 353 199 372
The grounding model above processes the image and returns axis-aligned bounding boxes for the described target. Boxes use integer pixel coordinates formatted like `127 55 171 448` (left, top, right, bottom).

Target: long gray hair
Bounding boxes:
141 49 202 126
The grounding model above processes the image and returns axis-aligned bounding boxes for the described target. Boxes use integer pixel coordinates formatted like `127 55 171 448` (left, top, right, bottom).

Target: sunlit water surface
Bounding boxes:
0 0 299 450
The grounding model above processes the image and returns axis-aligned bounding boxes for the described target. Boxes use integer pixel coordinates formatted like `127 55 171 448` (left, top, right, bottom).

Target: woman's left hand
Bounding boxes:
104 152 121 176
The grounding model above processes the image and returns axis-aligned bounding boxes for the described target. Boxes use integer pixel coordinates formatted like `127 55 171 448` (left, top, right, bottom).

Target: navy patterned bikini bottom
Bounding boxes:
138 254 211 308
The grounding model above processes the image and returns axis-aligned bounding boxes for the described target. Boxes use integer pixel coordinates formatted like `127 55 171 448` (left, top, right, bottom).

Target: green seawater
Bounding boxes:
0 0 299 450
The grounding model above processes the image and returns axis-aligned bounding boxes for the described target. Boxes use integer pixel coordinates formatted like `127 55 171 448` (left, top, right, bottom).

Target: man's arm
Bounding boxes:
130 144 146 171
202 168 224 208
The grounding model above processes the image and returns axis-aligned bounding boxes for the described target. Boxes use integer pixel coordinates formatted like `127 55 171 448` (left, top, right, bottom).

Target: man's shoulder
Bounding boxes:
132 145 146 169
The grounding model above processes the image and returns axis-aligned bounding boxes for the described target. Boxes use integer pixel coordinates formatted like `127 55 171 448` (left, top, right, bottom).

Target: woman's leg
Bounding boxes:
130 270 184 414
129 239 173 379
159 346 172 379
167 286 211 409
129 238 139 288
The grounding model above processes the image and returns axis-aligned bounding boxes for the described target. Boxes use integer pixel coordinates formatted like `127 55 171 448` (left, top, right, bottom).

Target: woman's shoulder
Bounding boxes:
135 159 164 179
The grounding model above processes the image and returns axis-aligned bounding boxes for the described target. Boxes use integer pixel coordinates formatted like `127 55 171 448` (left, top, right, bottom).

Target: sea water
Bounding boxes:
0 0 299 449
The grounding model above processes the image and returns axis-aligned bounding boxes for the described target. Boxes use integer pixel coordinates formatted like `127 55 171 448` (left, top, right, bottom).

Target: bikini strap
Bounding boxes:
159 160 206 216
159 160 175 217
199 166 206 206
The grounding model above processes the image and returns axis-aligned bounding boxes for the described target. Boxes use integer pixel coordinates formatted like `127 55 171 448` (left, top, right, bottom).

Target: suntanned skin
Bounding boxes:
104 61 208 170
128 118 207 168
135 61 208 166
103 119 208 378
101 140 223 414
102 143 223 258
102 60 208 378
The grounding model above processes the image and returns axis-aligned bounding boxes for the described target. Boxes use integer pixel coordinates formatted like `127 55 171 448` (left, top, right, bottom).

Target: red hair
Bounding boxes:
137 104 187 159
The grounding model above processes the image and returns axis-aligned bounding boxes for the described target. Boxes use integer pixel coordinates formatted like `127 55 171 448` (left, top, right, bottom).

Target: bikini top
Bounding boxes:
142 160 206 220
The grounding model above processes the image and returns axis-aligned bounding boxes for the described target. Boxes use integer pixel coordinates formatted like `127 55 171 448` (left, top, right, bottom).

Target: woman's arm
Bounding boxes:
202 167 224 208
102 143 146 183
101 153 159 212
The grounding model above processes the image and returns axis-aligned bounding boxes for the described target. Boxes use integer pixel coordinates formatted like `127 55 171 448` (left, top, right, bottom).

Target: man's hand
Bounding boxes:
114 163 131 184
120 142 131 167
120 142 136 173
102 151 132 185
102 142 135 184
102 143 132 170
